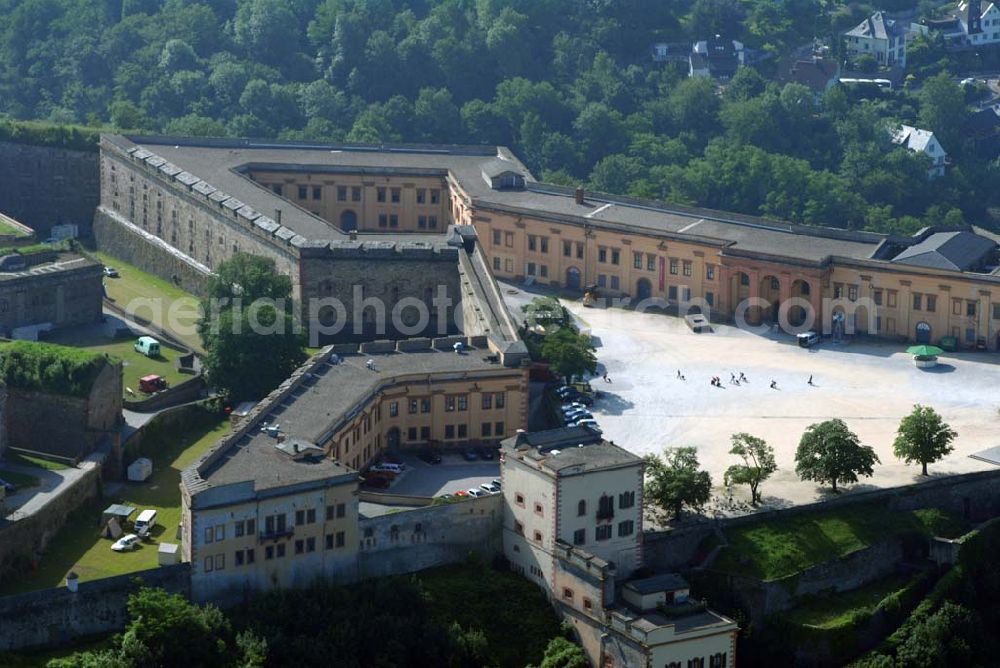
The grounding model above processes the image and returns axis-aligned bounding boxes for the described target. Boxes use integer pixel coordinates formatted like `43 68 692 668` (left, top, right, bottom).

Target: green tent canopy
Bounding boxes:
907 345 944 357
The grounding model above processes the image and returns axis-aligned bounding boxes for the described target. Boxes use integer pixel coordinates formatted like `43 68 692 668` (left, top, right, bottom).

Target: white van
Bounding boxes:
370 463 404 475
134 509 158 537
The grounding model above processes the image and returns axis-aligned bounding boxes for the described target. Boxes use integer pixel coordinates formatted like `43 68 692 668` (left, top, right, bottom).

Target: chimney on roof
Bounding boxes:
575 186 585 205
274 208 282 224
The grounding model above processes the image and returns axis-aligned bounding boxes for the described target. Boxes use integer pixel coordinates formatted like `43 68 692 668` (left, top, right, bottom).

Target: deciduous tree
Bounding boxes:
795 419 879 493
893 404 957 475
724 432 777 505
644 447 712 520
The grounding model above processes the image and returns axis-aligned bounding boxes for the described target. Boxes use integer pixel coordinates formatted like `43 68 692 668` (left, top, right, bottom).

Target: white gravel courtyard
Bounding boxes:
563 300 1000 507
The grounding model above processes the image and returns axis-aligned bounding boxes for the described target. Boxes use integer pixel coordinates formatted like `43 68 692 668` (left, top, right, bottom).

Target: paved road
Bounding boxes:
2 449 105 521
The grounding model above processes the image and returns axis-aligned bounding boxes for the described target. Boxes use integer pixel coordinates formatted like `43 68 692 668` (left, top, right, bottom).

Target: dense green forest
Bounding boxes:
1 0 999 233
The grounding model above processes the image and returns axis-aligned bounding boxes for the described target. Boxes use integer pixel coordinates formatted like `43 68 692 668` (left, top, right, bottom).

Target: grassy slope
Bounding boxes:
44 331 190 399
0 414 229 595
713 504 969 581
90 250 204 354
782 573 914 629
417 563 564 668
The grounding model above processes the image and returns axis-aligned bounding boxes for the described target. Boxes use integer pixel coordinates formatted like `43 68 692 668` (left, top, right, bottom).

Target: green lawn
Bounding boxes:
0 413 229 595
712 505 969 581
44 331 190 399
782 573 915 629
90 250 204 354
417 562 564 668
7 452 69 471
0 468 40 491
0 216 30 238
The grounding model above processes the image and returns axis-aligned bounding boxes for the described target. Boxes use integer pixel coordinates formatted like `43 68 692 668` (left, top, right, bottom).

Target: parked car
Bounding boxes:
111 534 141 552
454 490 469 497
559 391 593 406
476 447 496 460
561 402 587 412
134 336 161 358
563 410 592 422
569 418 601 431
462 449 478 461
491 478 502 488
133 509 158 538
370 462 404 475
417 450 442 465
797 331 820 348
362 475 392 489
481 482 501 494
103 266 119 278
466 488 487 498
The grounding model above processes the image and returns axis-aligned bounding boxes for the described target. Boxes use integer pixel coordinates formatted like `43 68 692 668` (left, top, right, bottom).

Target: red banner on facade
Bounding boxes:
658 256 665 292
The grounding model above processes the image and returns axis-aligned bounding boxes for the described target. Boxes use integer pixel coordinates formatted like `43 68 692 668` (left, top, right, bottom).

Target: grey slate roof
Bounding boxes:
890 231 997 271
503 426 642 475
846 11 906 40
625 573 690 595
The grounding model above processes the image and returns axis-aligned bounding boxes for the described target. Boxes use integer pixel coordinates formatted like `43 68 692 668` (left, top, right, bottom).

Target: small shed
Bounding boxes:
102 503 136 526
158 542 180 566
127 457 153 482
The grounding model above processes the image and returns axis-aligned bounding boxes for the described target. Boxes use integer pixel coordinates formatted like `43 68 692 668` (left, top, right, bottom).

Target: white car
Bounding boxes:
570 418 601 431
111 534 141 552
370 463 404 474
481 482 501 494
466 488 487 498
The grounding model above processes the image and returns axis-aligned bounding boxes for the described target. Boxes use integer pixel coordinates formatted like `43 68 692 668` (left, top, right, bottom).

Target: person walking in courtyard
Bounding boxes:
740 372 747 383
770 380 777 389
808 375 814 385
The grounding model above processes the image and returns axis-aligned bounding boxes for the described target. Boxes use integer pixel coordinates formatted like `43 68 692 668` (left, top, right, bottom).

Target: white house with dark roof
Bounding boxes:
891 125 948 179
957 1 1000 44
844 11 910 68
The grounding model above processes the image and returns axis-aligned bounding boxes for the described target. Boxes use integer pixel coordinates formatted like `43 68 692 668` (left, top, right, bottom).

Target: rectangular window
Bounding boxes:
389 214 398 228
927 295 937 312
247 548 254 564
421 399 431 413
296 510 305 526
215 525 224 541
390 188 400 203
495 421 504 435
325 533 334 550
337 186 347 201
204 556 213 572
913 293 922 311
576 243 584 259
993 304 1000 320
407 426 418 441
234 520 245 538
611 249 620 265
610 275 620 290
540 237 548 253
307 508 316 524
235 549 245 566
205 527 214 544
378 213 388 228
421 426 430 439
848 285 858 302
458 424 468 438
493 256 501 271
706 264 715 280
418 215 427 229
595 525 612 541
887 290 897 308
496 392 505 408
563 241 572 257
352 186 361 201
953 298 963 316
306 537 316 552
389 401 398 417
458 396 468 411
493 230 502 245
276 543 285 558
573 529 586 545
618 520 634 537
682 260 692 277
598 247 607 263
634 252 643 269
669 258 678 275
409 399 418 414
312 186 322 200
967 301 977 317
618 491 635 508
430 189 440 204
298 185 307 199
214 554 224 571
336 503 345 518
482 394 493 410
482 422 492 437
247 519 255 535
428 215 437 228
873 289 883 306
668 285 678 300
445 425 455 439
597 274 607 288
647 254 656 271
445 396 456 412
336 531 345 547
265 545 274 560
706 291 714 307
377 187 386 202
416 188 426 204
